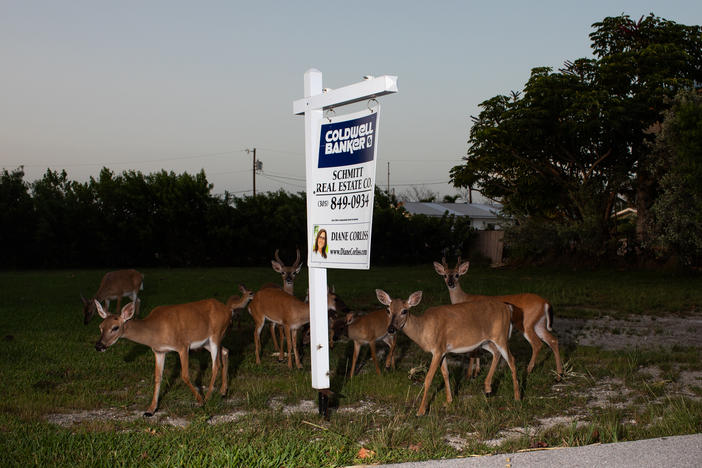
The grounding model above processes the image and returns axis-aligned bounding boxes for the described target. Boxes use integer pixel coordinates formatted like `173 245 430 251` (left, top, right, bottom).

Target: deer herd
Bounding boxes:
86 252 562 417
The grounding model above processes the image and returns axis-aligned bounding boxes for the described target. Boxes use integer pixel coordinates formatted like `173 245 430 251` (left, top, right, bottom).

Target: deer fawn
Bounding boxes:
248 286 340 369
433 257 563 380
332 309 397 377
266 248 303 360
94 285 253 416
82 269 144 324
377 289 520 416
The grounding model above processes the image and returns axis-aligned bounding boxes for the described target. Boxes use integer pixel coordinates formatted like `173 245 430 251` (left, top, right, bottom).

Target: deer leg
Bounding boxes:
284 325 294 368
145 351 166 417
384 335 396 370
482 343 501 396
467 350 481 379
369 341 381 375
350 341 361 377
115 297 122 314
440 357 452 406
204 343 220 401
417 353 443 416
291 328 302 369
535 320 563 380
523 327 543 374
253 318 265 364
270 323 282 360
494 339 521 401
278 325 285 355
178 349 203 405
219 347 229 396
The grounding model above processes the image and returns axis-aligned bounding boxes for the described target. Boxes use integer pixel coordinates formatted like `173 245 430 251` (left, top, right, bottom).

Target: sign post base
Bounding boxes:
317 388 333 420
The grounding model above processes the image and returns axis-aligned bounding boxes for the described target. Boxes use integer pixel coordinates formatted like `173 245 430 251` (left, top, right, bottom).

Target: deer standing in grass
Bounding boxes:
332 309 397 377
82 269 144 324
377 289 520 416
267 248 303 360
94 285 254 416
248 286 340 369
433 257 563 380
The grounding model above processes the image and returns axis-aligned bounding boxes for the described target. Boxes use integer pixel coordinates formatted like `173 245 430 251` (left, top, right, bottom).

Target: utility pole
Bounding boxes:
387 161 390 194
245 148 256 196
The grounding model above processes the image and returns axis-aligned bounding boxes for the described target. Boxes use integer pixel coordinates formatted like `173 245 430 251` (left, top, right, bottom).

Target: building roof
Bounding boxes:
401 202 502 219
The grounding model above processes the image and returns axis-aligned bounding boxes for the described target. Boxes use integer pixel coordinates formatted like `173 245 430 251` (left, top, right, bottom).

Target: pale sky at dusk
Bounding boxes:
2 1 700 199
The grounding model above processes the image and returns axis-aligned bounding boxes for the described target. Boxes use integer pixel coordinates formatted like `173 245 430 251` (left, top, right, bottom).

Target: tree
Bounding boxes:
0 168 36 267
451 14 702 261
650 89 702 266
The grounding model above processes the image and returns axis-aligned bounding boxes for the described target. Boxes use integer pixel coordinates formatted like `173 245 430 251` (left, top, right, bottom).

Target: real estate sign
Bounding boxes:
307 106 379 269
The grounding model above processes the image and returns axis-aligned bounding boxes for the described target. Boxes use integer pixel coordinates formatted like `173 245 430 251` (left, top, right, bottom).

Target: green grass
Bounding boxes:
0 266 701 466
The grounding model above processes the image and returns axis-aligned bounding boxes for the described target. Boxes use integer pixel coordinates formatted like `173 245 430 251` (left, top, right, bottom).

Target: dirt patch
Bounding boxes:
46 408 188 428
555 313 702 350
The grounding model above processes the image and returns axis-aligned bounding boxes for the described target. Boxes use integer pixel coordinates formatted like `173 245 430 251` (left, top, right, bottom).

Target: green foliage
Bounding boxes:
0 171 475 268
451 14 702 265
650 90 702 266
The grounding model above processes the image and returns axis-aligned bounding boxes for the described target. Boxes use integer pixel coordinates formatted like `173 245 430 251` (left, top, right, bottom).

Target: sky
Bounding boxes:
2 1 701 200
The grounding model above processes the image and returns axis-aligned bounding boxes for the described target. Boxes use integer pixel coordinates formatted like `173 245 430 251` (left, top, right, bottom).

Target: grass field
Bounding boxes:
0 266 701 467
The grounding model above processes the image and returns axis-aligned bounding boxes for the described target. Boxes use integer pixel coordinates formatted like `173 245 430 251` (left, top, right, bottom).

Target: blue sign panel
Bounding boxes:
318 112 377 168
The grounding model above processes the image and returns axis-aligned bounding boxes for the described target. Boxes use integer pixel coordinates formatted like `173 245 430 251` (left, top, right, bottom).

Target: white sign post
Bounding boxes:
293 69 398 417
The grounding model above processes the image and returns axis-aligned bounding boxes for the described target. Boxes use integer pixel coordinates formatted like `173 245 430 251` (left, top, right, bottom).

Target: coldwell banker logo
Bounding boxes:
318 112 377 168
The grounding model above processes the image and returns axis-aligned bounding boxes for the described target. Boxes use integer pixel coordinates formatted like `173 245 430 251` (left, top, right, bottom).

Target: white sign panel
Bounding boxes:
307 106 380 269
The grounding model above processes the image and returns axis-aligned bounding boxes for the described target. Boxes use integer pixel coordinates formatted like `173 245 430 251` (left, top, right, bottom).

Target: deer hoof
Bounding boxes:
484 391 495 399
143 411 154 417
555 373 563 382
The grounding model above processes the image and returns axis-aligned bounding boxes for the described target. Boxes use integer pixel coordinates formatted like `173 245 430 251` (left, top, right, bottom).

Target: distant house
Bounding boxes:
400 202 503 230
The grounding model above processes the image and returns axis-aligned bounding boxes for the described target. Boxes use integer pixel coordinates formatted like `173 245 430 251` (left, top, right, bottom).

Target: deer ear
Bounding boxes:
271 260 283 273
458 261 470 275
432 261 445 275
95 300 108 319
408 291 423 307
120 300 137 321
375 289 392 306
345 312 355 325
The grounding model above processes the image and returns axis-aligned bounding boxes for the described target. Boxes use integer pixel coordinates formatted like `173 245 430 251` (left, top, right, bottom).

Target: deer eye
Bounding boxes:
401 309 408 315
111 326 119 332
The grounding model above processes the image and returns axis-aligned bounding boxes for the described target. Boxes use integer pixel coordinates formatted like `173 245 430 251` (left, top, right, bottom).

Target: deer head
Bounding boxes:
94 300 138 352
271 248 303 289
376 289 423 334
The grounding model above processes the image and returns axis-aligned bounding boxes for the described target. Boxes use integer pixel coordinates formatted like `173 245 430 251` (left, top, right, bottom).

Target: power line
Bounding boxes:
13 150 243 168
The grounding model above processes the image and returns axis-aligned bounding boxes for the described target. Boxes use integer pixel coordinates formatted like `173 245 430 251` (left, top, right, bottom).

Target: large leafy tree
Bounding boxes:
650 90 702 265
451 14 702 259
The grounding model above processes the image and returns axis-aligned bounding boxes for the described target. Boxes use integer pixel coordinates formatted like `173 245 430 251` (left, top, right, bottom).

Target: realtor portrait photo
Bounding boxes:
312 226 328 258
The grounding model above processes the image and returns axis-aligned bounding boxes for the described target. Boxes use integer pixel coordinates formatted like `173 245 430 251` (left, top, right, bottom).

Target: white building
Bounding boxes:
400 202 503 230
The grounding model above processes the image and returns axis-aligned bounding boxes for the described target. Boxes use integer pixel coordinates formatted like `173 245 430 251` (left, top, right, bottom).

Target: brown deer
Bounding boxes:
94 285 253 416
433 257 563 380
267 248 303 360
377 289 520 416
332 309 397 377
82 269 144 324
248 286 340 369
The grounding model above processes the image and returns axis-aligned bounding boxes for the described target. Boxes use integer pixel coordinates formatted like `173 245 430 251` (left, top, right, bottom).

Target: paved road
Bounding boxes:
374 433 702 468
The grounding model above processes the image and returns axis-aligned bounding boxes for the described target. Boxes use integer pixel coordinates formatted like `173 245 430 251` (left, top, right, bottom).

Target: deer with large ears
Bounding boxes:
377 289 520 416
94 285 254 417
81 269 144 324
266 248 304 360
433 257 563 380
248 286 341 369
331 308 397 377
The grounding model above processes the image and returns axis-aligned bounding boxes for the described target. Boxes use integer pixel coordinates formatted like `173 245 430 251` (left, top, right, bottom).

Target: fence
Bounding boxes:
471 230 504 266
